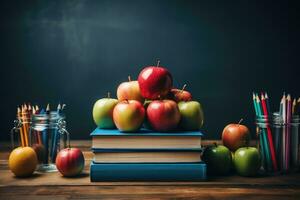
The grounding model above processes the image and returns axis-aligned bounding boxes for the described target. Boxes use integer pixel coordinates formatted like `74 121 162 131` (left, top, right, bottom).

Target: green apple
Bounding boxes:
234 147 261 176
92 97 118 128
202 144 232 175
178 101 204 130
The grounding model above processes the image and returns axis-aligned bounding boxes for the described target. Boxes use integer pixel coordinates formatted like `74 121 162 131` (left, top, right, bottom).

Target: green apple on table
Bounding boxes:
92 94 118 129
178 101 204 130
202 144 232 175
233 147 261 176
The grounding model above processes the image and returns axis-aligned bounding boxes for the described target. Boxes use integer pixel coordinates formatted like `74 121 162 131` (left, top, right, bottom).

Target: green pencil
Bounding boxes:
256 94 272 171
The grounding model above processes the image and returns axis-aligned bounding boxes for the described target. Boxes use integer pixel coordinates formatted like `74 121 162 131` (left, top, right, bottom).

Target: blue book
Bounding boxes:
90 162 206 181
91 128 203 136
91 128 203 149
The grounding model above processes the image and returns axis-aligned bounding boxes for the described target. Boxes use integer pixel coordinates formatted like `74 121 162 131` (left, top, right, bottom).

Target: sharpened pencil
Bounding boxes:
256 94 272 170
261 93 278 171
292 98 297 115
286 95 292 170
17 107 25 147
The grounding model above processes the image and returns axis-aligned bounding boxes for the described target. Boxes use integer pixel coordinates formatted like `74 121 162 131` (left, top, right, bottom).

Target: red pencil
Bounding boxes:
261 94 278 171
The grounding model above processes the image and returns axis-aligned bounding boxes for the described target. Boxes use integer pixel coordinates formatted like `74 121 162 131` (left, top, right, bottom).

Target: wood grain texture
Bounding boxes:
0 140 299 200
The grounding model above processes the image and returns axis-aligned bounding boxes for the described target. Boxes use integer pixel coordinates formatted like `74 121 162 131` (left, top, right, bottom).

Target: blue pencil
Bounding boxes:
44 104 50 164
51 104 61 162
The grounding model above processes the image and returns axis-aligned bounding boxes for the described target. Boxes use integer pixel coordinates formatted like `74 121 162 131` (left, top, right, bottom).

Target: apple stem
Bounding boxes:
125 99 129 103
128 76 131 82
213 142 218 147
238 118 243 125
107 92 110 98
181 84 187 93
156 59 160 67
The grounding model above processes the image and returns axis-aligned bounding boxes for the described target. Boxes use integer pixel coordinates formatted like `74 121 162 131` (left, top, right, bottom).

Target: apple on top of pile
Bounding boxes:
92 60 204 133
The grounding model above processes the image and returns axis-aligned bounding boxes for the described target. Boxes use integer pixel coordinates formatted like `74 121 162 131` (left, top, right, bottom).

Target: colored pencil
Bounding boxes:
282 94 287 170
22 106 29 146
51 104 61 162
261 94 278 171
252 93 266 169
286 95 292 170
292 98 297 115
17 107 25 147
265 92 271 114
43 104 50 164
256 94 272 170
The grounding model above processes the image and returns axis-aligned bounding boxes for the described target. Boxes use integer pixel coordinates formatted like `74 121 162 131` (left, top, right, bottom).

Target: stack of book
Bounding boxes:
90 128 206 181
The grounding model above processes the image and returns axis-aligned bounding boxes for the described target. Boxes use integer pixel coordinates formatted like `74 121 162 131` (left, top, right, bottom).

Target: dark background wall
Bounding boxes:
0 0 298 141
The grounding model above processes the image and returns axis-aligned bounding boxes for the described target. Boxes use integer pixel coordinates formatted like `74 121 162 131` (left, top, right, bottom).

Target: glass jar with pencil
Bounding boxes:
253 93 300 174
10 104 70 172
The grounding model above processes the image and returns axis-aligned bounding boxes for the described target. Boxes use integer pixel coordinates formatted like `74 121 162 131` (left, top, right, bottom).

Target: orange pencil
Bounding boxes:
22 105 29 146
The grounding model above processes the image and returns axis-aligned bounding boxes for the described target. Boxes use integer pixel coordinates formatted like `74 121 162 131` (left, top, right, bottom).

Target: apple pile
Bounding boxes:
93 61 204 132
203 120 261 177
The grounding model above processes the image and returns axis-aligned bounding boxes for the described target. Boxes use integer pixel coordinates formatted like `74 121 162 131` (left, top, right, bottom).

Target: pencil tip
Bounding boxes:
265 92 268 98
46 104 50 111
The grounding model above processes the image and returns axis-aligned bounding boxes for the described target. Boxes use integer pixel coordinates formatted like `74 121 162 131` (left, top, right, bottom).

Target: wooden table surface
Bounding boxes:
0 140 300 200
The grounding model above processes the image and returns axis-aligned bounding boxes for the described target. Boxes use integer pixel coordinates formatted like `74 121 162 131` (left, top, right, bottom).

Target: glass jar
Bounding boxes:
10 111 31 148
256 115 274 173
256 113 300 173
31 112 70 172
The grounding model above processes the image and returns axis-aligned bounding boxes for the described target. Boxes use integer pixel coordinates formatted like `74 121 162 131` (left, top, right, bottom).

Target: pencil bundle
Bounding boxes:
252 92 300 172
16 104 34 147
15 103 66 149
252 92 277 172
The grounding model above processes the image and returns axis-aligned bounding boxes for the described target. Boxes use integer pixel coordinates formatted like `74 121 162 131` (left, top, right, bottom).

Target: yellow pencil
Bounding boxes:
22 106 29 146
17 107 25 147
292 98 297 115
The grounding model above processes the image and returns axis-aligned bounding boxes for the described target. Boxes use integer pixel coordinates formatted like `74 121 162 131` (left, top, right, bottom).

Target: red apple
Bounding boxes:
147 100 180 131
169 84 192 102
222 119 251 151
113 100 145 132
117 76 144 103
138 60 173 99
56 148 85 177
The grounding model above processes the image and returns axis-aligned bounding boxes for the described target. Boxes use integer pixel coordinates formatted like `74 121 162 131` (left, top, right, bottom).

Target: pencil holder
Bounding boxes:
256 115 274 173
273 113 300 172
256 114 300 174
30 112 70 172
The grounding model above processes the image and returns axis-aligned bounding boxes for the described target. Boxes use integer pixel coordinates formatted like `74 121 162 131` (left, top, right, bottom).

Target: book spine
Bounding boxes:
92 148 203 152
90 162 206 181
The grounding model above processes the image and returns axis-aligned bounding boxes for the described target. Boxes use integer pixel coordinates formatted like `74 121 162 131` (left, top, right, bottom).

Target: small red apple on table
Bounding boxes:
56 148 85 177
117 76 144 103
138 60 173 100
222 119 251 151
